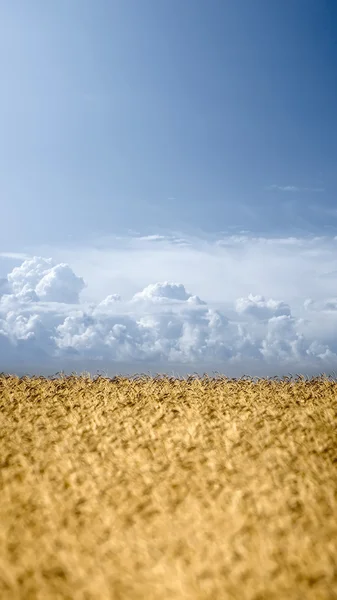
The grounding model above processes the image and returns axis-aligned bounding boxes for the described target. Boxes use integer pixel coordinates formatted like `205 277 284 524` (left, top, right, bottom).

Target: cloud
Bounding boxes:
138 234 190 246
260 315 307 362
5 257 85 303
132 282 206 306
304 297 337 312
0 278 11 296
53 233 337 316
1 234 337 376
235 294 291 320
96 294 122 308
35 263 85 303
0 252 31 260
267 185 325 193
138 235 168 242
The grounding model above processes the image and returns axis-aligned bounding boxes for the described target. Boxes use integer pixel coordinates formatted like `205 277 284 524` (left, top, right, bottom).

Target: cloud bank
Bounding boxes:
1 238 337 376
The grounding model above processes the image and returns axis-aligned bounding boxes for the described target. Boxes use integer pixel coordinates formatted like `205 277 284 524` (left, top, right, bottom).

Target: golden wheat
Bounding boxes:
0 373 336 599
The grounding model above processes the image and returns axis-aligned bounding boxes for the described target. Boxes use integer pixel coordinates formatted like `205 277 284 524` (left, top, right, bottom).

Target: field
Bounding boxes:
0 373 336 599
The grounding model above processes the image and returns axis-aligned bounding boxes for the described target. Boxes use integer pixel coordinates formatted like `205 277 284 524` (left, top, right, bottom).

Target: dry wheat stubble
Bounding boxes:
0 374 336 599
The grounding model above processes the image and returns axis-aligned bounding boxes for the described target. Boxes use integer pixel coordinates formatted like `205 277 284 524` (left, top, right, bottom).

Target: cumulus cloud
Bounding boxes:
1 242 337 376
235 294 291 320
35 264 85 303
6 257 85 303
132 282 206 305
96 294 122 309
261 315 306 362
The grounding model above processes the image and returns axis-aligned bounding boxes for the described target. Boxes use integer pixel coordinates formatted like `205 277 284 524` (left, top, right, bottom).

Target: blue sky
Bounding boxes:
1 0 337 245
1 1 337 377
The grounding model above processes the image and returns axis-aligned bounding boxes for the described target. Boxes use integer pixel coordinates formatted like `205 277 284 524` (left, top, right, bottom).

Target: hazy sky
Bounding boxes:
1 1 337 377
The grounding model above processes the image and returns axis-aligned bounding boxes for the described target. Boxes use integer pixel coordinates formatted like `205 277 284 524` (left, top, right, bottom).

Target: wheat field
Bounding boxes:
0 373 336 599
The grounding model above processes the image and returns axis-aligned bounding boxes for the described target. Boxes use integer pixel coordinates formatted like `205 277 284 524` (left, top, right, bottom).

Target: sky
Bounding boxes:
1 0 337 377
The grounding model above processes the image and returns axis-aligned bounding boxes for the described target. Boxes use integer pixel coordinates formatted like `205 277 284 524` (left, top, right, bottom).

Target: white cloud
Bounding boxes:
0 278 11 296
267 185 325 193
7 257 54 294
6 257 85 304
235 294 291 320
1 233 337 376
44 233 337 318
0 252 31 260
35 263 85 303
132 282 205 305
322 300 337 311
304 297 337 312
138 235 167 242
97 294 122 308
261 315 307 362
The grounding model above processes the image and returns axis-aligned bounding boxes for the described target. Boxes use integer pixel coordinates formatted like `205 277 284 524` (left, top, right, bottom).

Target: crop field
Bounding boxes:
0 373 336 599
